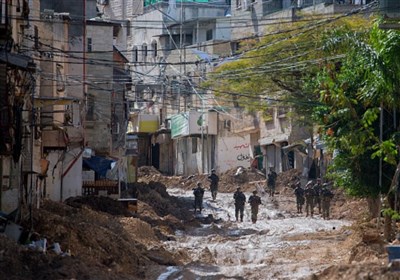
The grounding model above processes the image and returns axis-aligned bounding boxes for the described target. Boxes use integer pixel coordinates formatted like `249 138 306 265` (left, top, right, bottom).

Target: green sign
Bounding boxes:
171 113 189 138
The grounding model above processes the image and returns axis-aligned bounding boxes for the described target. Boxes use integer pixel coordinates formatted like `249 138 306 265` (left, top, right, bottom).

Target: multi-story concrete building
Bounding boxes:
0 0 131 214
228 0 373 178
99 0 233 175
97 0 374 177
0 0 36 213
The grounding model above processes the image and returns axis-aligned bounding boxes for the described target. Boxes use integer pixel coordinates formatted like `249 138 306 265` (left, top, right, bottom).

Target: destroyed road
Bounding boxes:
0 168 394 280
155 188 350 279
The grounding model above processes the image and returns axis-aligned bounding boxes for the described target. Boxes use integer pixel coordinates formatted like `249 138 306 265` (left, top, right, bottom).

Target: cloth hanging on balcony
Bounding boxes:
83 156 115 179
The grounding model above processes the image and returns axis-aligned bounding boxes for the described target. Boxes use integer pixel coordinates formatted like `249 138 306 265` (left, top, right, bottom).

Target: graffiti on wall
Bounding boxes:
233 143 249 150
234 143 250 161
218 138 252 172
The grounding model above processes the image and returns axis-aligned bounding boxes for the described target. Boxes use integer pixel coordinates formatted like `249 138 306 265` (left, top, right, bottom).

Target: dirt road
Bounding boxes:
155 188 352 279
0 167 395 280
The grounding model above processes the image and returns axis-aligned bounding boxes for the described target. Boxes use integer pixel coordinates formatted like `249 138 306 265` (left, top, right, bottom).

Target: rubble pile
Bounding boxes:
0 166 393 279
137 166 267 193
137 166 183 188
0 181 189 280
276 168 302 190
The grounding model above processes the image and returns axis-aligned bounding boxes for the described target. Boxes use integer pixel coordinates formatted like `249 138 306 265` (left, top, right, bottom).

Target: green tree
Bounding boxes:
307 20 400 202
207 15 370 125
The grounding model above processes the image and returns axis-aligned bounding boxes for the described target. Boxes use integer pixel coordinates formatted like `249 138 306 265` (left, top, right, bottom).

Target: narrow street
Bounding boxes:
157 188 350 279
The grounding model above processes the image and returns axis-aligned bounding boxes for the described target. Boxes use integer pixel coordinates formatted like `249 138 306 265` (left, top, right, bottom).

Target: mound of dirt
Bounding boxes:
138 166 162 176
0 179 196 280
0 166 394 280
138 166 267 193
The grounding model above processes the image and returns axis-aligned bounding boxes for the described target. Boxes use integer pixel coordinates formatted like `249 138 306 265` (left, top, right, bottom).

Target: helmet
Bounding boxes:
211 169 216 173
306 181 313 187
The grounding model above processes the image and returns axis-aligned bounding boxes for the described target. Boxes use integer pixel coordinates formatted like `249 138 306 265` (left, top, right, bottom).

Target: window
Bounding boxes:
151 41 157 57
56 64 65 92
87 38 92 52
224 119 231 131
126 20 131 36
86 94 95 121
142 44 147 61
34 26 39 49
192 137 197 153
132 47 138 62
206 29 213 41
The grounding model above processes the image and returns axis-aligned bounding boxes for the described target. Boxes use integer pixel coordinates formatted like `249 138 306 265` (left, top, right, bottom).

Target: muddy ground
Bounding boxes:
0 166 397 279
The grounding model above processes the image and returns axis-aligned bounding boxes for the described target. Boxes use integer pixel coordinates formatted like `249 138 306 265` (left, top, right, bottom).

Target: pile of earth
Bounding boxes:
138 166 266 193
0 167 396 280
0 181 197 280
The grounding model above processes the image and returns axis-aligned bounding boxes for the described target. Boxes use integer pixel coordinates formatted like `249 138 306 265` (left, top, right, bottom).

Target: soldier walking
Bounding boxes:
193 182 205 214
304 181 315 217
313 178 322 214
208 169 219 201
233 187 246 222
267 167 278 197
294 182 305 214
248 190 262 223
321 183 334 220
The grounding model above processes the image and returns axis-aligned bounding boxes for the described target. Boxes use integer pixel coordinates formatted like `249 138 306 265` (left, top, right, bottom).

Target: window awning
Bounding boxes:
258 134 288 146
282 141 307 155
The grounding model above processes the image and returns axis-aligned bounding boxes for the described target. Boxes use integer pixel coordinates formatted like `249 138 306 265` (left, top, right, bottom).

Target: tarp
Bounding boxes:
83 156 115 178
258 134 288 146
192 49 217 63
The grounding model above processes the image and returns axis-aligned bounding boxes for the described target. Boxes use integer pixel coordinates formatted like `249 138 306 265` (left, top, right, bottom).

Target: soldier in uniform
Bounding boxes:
304 181 315 217
313 178 322 215
233 187 246 222
321 183 334 220
294 181 305 214
248 190 262 223
267 167 278 197
193 182 205 213
208 169 220 201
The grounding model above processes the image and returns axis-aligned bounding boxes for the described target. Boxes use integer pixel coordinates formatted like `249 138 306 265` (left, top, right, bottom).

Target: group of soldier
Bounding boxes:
193 169 219 214
193 169 335 222
233 187 262 223
192 170 263 223
294 178 334 219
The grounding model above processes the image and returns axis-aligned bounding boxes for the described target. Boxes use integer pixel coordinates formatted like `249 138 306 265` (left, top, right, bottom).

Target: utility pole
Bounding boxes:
178 0 183 113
